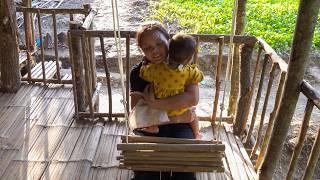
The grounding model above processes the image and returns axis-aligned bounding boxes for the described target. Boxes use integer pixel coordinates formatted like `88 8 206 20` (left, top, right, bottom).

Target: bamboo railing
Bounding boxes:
239 37 320 179
16 5 92 85
68 27 256 122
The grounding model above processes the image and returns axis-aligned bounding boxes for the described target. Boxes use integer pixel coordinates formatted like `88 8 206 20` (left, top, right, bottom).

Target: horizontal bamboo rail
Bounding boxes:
301 80 320 109
69 30 257 44
16 7 86 14
121 135 222 144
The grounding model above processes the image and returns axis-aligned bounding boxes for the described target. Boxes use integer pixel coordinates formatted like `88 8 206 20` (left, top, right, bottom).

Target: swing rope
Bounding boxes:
216 0 238 141
111 0 129 143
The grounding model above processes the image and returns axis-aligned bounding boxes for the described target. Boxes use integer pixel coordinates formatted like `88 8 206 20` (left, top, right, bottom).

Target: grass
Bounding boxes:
149 0 320 51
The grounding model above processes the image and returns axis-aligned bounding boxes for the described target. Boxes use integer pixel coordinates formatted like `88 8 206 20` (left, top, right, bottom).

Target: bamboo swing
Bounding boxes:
113 0 239 173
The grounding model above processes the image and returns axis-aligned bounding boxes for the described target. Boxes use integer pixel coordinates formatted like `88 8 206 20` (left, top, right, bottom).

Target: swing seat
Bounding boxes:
117 135 225 172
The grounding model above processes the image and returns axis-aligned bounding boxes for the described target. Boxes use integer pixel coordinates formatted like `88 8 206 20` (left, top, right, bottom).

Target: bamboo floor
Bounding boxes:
0 84 257 180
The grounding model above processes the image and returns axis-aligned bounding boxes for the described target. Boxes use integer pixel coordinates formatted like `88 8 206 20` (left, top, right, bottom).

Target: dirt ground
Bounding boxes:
20 0 320 179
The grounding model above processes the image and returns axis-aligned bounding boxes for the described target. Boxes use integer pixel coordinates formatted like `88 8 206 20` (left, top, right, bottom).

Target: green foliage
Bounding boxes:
150 0 320 51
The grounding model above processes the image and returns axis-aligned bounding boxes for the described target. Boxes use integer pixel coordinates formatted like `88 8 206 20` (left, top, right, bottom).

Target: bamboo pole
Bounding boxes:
22 0 34 51
52 11 61 83
99 36 112 121
78 112 124 118
68 32 79 118
258 1 320 179
246 54 268 148
0 0 21 92
69 30 257 44
286 100 314 180
37 11 46 86
256 71 286 169
301 80 320 109
84 4 96 90
16 7 86 14
251 63 276 157
228 43 240 116
81 34 94 118
117 143 225 152
211 37 224 125
69 22 86 112
125 34 130 113
121 151 224 158
233 43 254 136
69 14 73 21
121 135 222 144
302 114 320 180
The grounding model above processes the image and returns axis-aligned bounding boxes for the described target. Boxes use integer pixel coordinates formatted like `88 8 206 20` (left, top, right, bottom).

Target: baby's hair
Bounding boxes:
136 21 169 48
169 34 196 64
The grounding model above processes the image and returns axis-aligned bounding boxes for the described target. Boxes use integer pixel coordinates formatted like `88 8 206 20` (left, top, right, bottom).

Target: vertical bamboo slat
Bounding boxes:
211 37 224 125
99 36 113 121
69 13 74 21
37 11 46 85
125 34 130 113
24 16 32 83
286 100 314 180
256 71 286 170
251 63 276 157
228 43 240 116
81 34 94 118
302 113 320 180
246 55 268 149
52 11 61 83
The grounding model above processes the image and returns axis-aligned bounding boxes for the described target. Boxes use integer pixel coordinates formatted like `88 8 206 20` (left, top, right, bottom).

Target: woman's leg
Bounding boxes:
158 124 196 180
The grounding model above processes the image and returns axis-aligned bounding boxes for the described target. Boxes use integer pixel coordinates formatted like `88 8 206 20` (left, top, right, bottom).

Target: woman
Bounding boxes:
130 21 198 180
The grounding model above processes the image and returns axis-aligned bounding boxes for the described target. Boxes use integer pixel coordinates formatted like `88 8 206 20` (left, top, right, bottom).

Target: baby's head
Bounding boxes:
169 34 197 65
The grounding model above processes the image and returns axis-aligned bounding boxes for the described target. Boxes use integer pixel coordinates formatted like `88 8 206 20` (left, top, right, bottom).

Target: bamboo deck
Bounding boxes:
0 84 257 180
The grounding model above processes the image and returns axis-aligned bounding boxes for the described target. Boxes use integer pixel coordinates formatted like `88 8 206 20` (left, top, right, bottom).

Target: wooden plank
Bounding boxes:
121 135 221 144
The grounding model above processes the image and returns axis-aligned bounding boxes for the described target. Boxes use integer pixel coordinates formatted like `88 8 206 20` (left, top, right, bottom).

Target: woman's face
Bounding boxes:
140 30 169 64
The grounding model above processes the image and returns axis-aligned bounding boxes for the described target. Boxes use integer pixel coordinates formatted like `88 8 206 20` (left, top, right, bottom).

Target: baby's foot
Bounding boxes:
195 133 203 139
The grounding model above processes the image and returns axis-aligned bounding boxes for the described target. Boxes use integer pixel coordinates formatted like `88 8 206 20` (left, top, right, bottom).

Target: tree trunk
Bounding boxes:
0 0 21 92
228 0 248 116
233 43 253 136
258 0 320 179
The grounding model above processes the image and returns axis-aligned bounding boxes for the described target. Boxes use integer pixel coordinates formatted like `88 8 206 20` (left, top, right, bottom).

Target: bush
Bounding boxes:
150 0 320 51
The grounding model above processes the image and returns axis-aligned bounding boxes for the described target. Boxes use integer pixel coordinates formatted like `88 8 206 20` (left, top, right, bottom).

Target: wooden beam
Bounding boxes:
258 0 320 179
301 80 320 109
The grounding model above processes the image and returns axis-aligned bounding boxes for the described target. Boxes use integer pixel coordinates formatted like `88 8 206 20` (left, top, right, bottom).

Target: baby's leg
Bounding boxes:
190 117 201 139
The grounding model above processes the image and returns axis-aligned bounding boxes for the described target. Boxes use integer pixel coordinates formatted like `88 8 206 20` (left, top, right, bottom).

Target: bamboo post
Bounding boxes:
68 32 79 118
228 44 240 116
99 36 113 121
0 0 21 92
126 33 130 113
211 37 224 125
256 71 286 170
37 11 46 85
52 10 61 83
302 109 320 180
228 0 248 116
69 22 86 112
286 100 314 180
245 54 268 147
84 4 96 90
251 63 276 157
258 0 320 179
69 14 73 21
22 0 34 50
81 34 94 118
233 43 254 136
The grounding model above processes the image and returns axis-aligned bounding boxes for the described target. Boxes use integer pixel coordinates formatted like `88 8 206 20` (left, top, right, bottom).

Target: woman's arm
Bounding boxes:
132 83 199 110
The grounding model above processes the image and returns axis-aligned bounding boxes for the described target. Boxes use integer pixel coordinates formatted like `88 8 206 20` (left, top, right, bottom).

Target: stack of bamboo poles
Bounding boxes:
117 135 225 172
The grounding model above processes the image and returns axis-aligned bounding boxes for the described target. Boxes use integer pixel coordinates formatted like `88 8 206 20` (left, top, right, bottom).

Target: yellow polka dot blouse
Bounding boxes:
140 62 204 117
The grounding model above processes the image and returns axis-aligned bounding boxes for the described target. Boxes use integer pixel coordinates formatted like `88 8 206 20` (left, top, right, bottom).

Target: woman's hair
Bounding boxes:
169 34 196 64
136 21 170 48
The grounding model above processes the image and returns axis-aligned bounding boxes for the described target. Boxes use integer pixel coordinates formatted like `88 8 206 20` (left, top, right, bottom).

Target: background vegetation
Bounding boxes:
150 0 320 51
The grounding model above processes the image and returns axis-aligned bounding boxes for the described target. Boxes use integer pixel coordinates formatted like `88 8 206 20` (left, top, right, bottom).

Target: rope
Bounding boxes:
216 0 238 141
111 0 129 143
